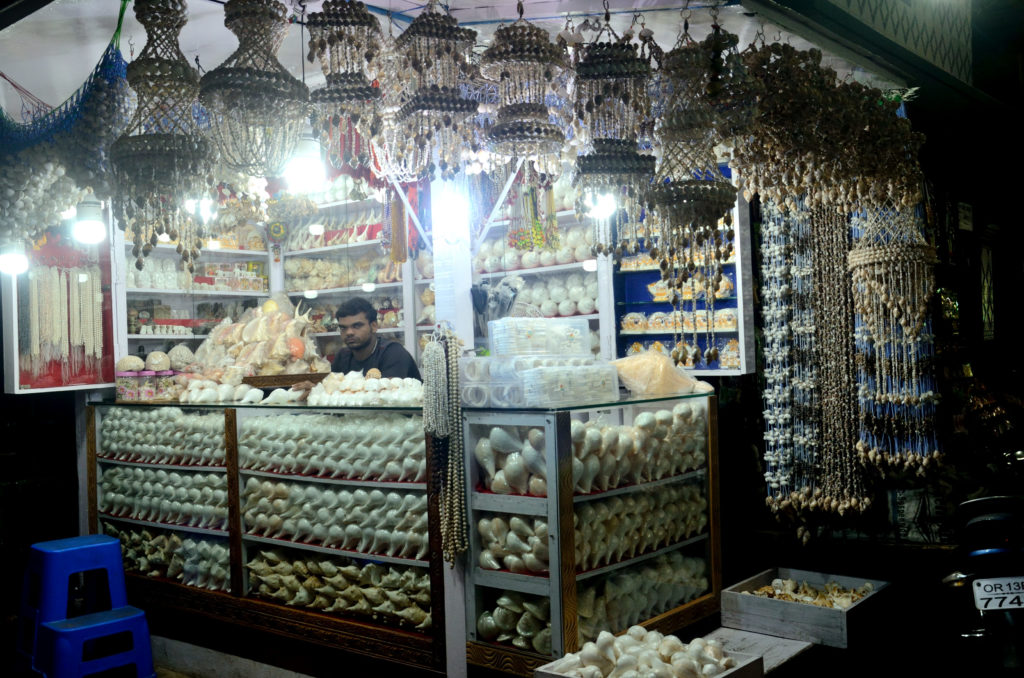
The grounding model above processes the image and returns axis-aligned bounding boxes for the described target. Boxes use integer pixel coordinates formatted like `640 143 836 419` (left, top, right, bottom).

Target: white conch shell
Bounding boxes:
502 554 527 573
492 605 518 631
509 516 534 539
502 452 529 494
476 611 500 640
489 470 511 494
526 428 545 449
528 476 547 496
260 388 291 404
505 532 530 555
490 517 509 544
521 442 546 479
516 611 543 638
233 383 251 401
489 426 521 454
479 550 501 569
477 518 496 542
474 438 496 480
216 383 235 402
523 553 547 572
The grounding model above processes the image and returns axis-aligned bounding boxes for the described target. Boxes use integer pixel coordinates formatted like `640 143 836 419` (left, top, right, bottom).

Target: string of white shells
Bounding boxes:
239 413 426 483
307 372 424 407
546 627 736 678
577 553 708 643
102 523 230 592
477 516 549 573
99 407 226 466
99 466 229 530
178 379 265 404
476 591 552 655
574 485 707 572
474 402 708 498
246 549 431 629
242 479 429 560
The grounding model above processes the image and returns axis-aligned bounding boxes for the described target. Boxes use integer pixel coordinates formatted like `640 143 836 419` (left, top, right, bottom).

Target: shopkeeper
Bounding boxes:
331 297 421 380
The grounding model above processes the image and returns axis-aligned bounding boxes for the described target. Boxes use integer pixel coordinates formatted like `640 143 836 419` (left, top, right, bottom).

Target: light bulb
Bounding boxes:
303 290 318 299
361 283 376 292
283 127 325 194
585 193 616 220
72 198 106 244
582 259 598 272
0 243 29 276
308 223 325 236
206 239 222 250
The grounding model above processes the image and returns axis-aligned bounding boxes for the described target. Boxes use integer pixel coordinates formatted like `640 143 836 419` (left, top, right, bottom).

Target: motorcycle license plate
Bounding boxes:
973 577 1024 610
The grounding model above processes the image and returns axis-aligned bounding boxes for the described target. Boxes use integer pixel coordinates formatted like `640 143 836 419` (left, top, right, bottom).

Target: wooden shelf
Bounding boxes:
99 512 228 537
96 456 226 471
572 469 706 504
479 261 593 280
283 239 383 257
240 467 426 491
288 281 403 296
243 534 430 568
126 288 269 298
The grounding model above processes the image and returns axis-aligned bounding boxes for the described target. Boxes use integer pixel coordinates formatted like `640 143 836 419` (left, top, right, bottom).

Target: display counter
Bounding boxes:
86 402 446 671
461 392 721 675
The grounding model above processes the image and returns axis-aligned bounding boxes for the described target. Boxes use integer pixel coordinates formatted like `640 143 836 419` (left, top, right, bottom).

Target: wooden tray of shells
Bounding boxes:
241 372 330 389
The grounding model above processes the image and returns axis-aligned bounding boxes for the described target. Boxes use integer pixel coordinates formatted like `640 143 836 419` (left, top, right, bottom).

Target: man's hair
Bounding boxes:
335 296 377 324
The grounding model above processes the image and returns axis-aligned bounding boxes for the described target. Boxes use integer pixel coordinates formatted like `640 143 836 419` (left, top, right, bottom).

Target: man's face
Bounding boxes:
338 312 377 351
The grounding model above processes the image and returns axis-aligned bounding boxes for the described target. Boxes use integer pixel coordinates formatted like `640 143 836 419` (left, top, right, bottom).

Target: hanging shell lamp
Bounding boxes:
306 0 384 170
199 0 310 178
373 0 478 181
111 0 213 273
572 6 660 259
480 1 569 179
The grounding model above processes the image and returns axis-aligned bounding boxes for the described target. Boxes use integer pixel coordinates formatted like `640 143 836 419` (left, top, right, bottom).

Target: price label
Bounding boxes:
973 577 1024 610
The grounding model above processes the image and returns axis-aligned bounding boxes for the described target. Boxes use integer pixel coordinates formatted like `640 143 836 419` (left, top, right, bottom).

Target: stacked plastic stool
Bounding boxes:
19 534 156 678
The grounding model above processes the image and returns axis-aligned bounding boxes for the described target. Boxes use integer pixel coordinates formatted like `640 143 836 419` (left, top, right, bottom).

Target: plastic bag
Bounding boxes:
611 350 709 395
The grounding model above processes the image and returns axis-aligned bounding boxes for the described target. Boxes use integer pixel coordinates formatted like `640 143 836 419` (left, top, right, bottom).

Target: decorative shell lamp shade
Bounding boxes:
372 0 478 181
480 1 569 178
111 0 213 273
572 22 659 259
306 0 384 170
199 0 310 178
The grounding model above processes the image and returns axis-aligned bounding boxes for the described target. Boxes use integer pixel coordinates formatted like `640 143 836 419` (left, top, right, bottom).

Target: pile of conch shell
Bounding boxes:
192 300 331 379
102 523 230 592
100 467 229 530
476 591 552 655
577 554 708 643
178 379 264 405
477 516 549 573
545 627 737 678
574 485 707 571
100 407 226 465
247 549 431 630
473 403 707 497
242 480 428 560
307 372 424 407
239 413 426 483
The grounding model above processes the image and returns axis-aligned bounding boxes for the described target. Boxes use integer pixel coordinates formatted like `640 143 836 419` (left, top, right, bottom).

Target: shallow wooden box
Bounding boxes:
720 568 889 649
535 650 763 678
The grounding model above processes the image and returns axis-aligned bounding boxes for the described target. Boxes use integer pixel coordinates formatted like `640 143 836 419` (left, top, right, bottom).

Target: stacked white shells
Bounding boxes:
101 524 230 592
242 479 429 561
473 402 708 498
99 467 229 529
307 372 424 407
246 549 431 629
574 486 707 571
239 413 426 483
475 226 595 277
546 627 736 678
477 516 549 574
99 407 226 466
179 380 264 405
577 554 708 643
475 591 552 655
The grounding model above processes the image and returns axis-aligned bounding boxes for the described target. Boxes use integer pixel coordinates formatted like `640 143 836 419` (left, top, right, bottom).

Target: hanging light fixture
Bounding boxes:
199 0 310 178
372 0 478 182
282 125 327 193
72 194 107 245
480 0 569 180
110 0 213 273
306 0 384 170
572 3 660 259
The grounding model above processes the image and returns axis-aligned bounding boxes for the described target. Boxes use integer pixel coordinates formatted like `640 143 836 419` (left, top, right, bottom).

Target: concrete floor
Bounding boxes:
152 636 316 678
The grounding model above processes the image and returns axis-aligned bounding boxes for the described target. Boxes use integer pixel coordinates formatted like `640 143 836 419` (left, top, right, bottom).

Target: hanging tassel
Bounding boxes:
390 187 408 264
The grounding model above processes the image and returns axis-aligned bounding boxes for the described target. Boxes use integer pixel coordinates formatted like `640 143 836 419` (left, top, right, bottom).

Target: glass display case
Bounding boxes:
462 393 721 675
86 402 445 671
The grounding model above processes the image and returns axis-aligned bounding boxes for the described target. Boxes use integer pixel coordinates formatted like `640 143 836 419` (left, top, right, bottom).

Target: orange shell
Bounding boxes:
287 336 305 360
365 368 382 379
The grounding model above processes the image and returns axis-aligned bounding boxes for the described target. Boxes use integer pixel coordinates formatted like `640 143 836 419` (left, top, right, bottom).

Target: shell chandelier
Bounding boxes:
306 0 384 170
647 16 740 368
111 0 213 273
480 1 570 181
573 5 659 258
199 0 310 178
372 0 478 182
849 205 939 477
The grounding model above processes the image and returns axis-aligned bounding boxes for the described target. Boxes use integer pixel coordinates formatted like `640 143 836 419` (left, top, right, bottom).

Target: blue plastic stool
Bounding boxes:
34 605 156 678
18 535 129 661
